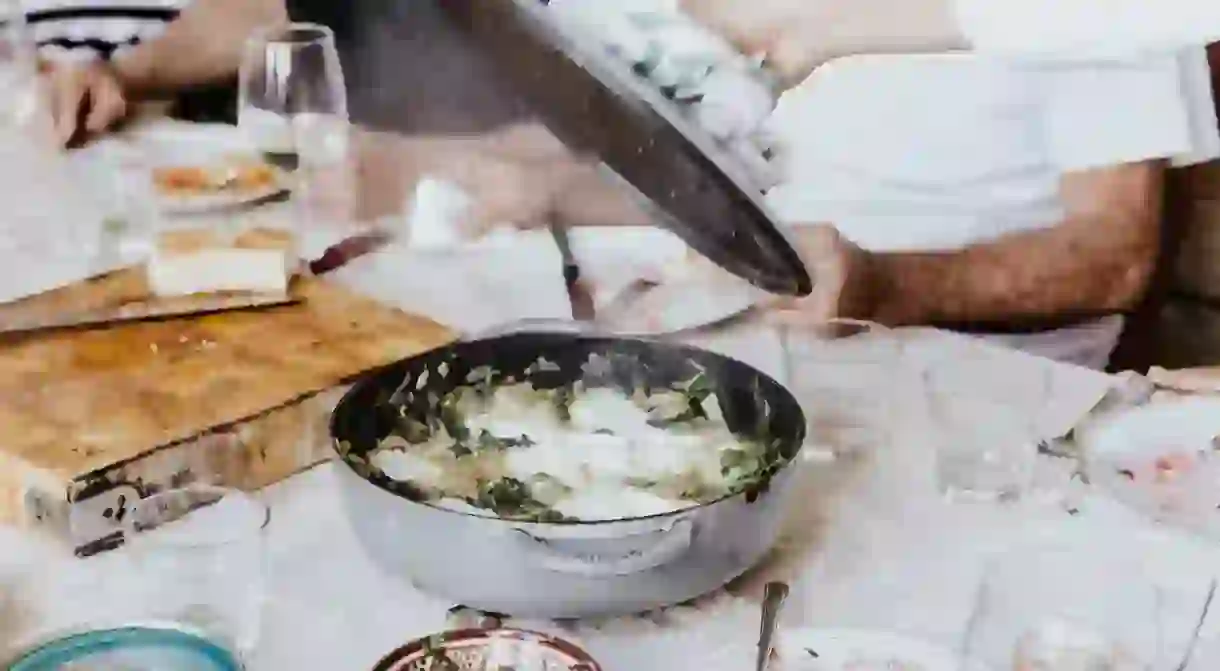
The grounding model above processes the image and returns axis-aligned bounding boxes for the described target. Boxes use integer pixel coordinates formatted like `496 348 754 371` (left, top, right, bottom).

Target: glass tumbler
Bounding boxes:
921 340 1050 501
964 541 1162 671
778 319 912 458
239 22 358 259
122 486 271 660
4 487 269 668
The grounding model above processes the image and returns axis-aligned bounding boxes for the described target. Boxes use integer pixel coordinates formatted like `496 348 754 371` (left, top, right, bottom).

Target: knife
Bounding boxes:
439 0 812 298
548 221 596 322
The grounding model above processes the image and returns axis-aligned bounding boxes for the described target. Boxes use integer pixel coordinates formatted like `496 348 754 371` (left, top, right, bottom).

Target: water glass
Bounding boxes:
122 486 271 660
238 22 348 154
0 3 48 137
923 344 1050 501
5 487 269 666
239 22 353 249
778 319 912 457
964 541 1162 671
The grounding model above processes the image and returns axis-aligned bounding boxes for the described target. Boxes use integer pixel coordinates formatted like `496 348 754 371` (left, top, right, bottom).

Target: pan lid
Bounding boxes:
441 0 812 297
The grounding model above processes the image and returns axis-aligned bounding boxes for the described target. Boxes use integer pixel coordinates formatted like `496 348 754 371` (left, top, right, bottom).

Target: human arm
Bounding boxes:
111 0 285 98
47 0 285 144
775 52 1217 329
865 163 1165 327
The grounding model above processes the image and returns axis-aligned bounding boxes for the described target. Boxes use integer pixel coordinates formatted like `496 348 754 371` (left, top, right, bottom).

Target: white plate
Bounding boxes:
601 272 764 335
1078 397 1220 460
777 628 965 670
152 169 289 214
119 122 290 214
1077 397 1220 538
567 226 765 335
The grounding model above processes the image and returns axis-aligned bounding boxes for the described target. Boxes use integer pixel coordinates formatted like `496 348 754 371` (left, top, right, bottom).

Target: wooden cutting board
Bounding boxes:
0 275 455 484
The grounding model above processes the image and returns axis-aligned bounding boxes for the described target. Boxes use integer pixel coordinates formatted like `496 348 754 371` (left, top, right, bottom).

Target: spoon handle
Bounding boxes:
757 582 790 671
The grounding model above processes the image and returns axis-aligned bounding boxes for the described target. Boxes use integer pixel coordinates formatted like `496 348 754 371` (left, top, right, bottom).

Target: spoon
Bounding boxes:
757 581 789 671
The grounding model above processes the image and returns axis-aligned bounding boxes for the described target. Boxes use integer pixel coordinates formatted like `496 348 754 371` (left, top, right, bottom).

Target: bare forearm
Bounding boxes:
870 218 1160 328
112 0 286 97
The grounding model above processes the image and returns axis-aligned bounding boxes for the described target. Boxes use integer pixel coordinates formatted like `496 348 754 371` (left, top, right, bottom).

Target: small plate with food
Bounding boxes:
151 157 289 213
775 628 965 671
108 120 291 213
1078 397 1220 540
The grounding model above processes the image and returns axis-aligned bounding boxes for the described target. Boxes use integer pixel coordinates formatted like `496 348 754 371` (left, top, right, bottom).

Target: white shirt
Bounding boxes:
764 51 1220 369
955 0 1220 60
22 0 182 63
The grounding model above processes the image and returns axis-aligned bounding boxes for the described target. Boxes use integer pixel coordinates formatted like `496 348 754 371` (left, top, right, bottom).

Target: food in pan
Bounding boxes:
363 354 784 522
152 159 280 197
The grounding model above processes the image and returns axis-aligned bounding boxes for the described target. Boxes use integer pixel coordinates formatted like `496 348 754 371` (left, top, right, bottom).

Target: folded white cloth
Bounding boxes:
330 230 573 335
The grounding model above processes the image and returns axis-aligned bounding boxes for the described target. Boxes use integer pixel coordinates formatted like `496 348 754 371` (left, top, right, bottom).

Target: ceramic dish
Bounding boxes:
777 628 964 671
107 121 291 214
1077 397 1220 540
4 626 243 671
151 159 289 214
371 628 601 671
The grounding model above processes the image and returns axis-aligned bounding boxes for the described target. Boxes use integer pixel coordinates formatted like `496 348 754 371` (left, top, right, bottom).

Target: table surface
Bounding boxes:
1 102 1219 669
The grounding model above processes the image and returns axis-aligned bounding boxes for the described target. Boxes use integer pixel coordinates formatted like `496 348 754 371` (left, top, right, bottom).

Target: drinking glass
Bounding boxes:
0 2 44 133
238 22 354 254
6 487 269 666
238 22 348 157
122 486 271 660
1188 635 1220 670
778 319 911 458
964 541 1162 671
922 341 1050 501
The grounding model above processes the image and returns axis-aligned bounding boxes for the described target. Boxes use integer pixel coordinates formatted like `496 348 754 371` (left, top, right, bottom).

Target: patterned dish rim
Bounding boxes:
371 628 602 671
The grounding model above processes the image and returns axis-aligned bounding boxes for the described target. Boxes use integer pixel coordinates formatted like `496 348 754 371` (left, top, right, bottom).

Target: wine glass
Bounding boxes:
963 541 1163 671
0 2 51 140
238 22 355 258
238 22 348 158
918 336 1052 502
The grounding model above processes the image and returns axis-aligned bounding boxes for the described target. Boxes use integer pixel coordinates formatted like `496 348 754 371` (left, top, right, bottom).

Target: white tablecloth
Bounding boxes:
0 123 1217 670
2 320 1217 670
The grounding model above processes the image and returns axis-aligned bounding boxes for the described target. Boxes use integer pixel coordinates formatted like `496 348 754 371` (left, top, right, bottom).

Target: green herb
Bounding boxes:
471 477 571 523
475 477 532 512
102 217 128 235
683 372 715 403
437 392 469 441
396 417 432 444
449 443 473 458
474 430 536 452
719 448 752 474
550 386 575 422
632 41 665 78
593 429 616 436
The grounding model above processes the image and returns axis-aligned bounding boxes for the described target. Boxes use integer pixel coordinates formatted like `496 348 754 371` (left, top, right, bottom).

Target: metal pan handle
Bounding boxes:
511 518 695 577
